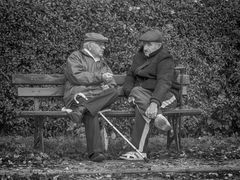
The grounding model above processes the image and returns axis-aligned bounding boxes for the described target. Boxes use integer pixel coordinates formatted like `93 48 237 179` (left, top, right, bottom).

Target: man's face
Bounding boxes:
143 42 162 56
90 42 105 57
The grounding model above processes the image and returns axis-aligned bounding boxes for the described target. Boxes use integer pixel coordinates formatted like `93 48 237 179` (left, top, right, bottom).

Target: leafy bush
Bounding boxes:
0 0 239 136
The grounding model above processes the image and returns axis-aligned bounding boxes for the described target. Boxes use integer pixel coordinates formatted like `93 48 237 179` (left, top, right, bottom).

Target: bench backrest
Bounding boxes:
12 66 190 99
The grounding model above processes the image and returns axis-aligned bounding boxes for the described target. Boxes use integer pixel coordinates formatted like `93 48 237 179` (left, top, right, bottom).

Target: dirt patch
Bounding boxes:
0 159 240 179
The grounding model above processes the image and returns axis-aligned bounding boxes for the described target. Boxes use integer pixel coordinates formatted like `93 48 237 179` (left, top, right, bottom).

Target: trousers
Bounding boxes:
129 86 177 153
70 88 118 155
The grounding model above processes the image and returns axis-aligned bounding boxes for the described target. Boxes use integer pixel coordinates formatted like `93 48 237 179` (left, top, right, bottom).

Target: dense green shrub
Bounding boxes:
0 0 239 136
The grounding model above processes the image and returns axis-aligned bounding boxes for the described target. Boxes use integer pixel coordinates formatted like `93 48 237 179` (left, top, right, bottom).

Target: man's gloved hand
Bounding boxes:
102 72 113 83
145 102 158 119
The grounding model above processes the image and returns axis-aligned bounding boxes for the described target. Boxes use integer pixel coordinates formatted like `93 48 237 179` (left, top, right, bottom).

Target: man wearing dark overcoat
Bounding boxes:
121 29 180 160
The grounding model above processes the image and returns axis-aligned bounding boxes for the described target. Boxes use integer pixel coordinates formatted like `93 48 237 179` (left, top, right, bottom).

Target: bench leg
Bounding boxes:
167 116 174 150
34 117 44 152
167 115 182 152
179 116 182 150
174 116 180 152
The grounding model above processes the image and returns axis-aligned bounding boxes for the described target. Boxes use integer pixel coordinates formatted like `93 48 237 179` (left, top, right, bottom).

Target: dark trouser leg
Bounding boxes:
130 87 152 153
82 88 118 155
83 113 103 155
84 88 118 116
131 107 150 153
130 86 177 153
68 88 118 124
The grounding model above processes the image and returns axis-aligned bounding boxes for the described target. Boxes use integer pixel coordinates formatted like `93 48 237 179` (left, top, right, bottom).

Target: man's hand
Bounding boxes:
128 96 135 107
145 102 158 119
102 73 113 83
128 96 135 103
101 84 110 90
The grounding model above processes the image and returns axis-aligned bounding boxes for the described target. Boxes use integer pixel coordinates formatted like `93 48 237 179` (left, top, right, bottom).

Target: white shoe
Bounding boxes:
154 114 172 131
119 151 147 161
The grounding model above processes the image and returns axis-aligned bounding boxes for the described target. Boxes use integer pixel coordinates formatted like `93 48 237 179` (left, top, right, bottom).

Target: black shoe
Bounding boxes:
89 153 105 162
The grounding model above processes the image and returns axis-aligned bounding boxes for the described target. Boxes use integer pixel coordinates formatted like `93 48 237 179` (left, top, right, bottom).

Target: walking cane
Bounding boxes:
99 109 149 162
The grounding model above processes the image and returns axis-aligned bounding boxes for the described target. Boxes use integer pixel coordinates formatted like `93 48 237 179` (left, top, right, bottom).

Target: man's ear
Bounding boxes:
87 43 92 51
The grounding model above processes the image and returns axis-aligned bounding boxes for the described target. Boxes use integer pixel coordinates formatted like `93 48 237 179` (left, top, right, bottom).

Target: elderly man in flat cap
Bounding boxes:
120 29 180 160
63 32 118 162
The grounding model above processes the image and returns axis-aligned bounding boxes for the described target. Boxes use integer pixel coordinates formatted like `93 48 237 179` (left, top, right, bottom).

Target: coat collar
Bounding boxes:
82 48 100 62
139 45 163 58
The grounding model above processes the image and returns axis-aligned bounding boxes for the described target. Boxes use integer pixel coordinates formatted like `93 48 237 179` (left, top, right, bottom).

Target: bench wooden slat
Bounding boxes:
17 87 125 97
13 74 190 85
12 74 126 85
12 74 65 85
12 68 190 86
18 87 64 97
16 109 202 117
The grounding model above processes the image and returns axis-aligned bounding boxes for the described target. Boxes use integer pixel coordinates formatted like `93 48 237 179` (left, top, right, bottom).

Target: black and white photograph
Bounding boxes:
0 0 239 179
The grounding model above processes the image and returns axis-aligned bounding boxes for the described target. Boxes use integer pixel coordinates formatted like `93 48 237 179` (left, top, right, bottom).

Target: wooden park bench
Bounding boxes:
12 65 202 153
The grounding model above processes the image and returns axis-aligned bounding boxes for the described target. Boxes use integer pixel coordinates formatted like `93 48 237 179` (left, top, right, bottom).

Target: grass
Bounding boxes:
1 135 240 180
0 134 240 161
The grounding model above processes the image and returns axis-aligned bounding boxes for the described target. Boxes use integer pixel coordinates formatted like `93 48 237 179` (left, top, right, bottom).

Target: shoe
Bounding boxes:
154 114 172 131
89 152 105 162
119 151 147 161
68 106 87 124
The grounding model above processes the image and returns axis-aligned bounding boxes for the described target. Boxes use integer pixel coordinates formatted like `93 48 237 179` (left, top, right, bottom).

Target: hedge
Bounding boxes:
0 0 239 136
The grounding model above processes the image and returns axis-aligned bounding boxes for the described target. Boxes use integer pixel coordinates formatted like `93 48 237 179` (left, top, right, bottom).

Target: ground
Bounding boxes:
0 135 240 179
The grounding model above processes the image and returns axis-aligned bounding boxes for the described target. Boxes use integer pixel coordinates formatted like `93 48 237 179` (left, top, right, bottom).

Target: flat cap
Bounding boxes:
139 29 163 42
84 32 108 42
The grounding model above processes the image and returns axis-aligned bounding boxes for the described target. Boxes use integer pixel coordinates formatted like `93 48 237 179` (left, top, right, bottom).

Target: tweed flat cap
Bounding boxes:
84 32 108 42
139 29 163 42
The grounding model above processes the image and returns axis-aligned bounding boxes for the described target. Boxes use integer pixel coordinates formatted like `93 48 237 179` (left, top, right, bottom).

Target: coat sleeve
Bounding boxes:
150 57 174 106
105 63 117 88
65 52 103 85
